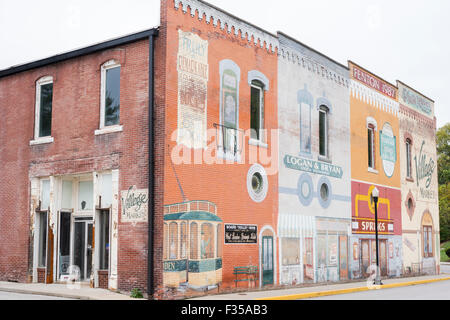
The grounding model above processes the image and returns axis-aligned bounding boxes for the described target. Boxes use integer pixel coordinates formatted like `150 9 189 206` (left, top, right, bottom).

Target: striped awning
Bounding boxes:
278 213 316 238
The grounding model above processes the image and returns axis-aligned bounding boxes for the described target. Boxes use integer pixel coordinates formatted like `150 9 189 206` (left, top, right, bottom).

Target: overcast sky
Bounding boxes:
1 0 448 128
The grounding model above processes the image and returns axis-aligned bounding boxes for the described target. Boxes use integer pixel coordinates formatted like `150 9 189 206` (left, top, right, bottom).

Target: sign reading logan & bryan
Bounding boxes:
121 186 148 223
284 154 343 179
225 224 258 244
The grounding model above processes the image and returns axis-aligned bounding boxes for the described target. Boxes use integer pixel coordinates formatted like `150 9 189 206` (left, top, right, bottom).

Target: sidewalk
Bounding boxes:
189 272 450 300
0 281 143 300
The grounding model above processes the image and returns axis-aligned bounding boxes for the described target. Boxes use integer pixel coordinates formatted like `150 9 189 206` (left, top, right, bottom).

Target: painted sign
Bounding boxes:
352 65 397 99
352 217 394 235
121 186 148 223
415 141 436 190
284 154 343 179
399 85 433 117
225 224 258 244
177 30 209 149
379 123 397 178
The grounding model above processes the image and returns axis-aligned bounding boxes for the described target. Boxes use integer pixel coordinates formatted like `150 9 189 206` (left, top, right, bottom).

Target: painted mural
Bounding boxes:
398 81 439 275
277 34 352 285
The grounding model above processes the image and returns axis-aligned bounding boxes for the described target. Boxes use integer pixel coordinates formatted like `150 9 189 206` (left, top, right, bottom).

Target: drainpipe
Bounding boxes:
148 29 158 300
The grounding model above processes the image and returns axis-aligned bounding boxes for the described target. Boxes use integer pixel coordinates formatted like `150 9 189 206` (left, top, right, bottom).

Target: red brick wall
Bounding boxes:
0 38 152 293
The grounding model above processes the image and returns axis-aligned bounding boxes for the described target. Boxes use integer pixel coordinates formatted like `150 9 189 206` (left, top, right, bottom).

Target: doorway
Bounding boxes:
262 236 274 286
73 219 94 281
361 239 387 277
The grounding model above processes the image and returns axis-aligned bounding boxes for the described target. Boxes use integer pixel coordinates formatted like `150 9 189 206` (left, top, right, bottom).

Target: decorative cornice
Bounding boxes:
174 0 278 53
350 79 399 117
278 47 349 89
399 104 436 131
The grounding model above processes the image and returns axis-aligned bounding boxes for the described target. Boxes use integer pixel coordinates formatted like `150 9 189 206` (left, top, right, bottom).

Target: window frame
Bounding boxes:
368 124 376 171
318 106 329 160
406 138 413 179
96 60 123 135
31 76 54 145
250 80 265 143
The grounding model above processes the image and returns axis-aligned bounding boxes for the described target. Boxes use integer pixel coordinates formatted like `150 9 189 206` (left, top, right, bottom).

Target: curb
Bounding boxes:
257 277 450 301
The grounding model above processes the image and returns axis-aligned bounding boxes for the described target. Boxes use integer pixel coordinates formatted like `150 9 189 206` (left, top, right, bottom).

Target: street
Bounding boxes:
307 278 450 300
0 291 72 300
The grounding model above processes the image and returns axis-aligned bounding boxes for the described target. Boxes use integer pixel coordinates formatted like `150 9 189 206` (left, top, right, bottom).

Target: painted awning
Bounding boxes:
164 211 223 222
278 213 316 238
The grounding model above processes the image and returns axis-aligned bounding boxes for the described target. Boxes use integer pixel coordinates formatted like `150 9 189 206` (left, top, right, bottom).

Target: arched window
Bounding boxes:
406 138 413 179
201 223 214 259
319 105 329 158
190 222 198 260
169 222 178 260
180 222 187 259
100 60 121 129
250 80 265 142
368 123 376 170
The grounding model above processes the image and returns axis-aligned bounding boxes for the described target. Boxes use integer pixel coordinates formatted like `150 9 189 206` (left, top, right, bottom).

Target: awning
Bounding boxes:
278 213 316 238
164 211 223 222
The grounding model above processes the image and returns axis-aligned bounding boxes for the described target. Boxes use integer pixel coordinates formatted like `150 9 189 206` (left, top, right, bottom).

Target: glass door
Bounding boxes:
262 236 274 286
73 219 94 281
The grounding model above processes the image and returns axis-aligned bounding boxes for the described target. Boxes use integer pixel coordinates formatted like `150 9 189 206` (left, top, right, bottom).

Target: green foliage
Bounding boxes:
130 288 144 299
438 124 450 243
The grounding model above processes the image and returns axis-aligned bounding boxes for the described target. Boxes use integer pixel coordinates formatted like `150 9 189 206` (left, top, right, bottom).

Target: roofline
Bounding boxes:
196 0 278 39
348 60 398 89
396 80 435 103
0 28 159 79
277 31 349 71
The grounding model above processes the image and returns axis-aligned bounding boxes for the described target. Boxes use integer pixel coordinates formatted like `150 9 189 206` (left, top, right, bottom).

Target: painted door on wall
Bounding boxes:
339 236 348 280
380 240 387 276
361 240 370 277
262 236 274 286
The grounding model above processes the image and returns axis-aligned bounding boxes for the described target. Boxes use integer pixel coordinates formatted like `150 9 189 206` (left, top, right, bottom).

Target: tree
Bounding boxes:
438 123 450 243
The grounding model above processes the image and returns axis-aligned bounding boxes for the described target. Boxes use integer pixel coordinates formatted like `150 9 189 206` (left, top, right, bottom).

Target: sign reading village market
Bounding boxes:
284 154 343 179
121 186 149 223
415 141 436 199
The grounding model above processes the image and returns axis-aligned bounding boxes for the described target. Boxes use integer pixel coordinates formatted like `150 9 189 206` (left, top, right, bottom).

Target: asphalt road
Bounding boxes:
0 291 72 300
307 278 450 300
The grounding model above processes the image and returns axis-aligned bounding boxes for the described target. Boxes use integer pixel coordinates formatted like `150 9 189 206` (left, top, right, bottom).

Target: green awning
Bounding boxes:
164 211 223 222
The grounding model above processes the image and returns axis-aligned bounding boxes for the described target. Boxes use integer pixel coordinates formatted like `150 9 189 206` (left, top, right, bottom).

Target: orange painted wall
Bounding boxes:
162 2 279 287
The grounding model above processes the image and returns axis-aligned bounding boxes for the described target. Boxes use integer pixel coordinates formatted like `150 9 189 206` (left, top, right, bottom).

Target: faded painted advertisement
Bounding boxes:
121 186 148 223
177 30 209 149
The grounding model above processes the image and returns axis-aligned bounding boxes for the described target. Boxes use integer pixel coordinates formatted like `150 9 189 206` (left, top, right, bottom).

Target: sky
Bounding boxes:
0 0 448 128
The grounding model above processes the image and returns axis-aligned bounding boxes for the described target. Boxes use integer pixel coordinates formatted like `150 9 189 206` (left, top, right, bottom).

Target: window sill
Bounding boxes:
318 155 332 164
95 125 123 136
368 167 379 174
249 139 268 149
30 137 54 146
406 177 414 183
217 148 241 162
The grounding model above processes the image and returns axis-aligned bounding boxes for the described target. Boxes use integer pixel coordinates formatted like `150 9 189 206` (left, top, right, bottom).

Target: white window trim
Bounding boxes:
250 82 266 144
99 60 122 132
31 76 54 145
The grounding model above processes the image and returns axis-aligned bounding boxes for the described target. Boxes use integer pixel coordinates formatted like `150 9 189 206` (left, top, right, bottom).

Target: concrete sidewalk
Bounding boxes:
189 272 450 300
0 281 144 300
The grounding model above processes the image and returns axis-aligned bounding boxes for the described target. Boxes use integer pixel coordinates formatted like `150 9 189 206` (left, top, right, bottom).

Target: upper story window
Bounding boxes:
298 85 313 156
406 138 413 179
319 106 329 159
250 80 265 142
368 124 376 170
248 70 269 147
33 76 54 144
97 60 122 135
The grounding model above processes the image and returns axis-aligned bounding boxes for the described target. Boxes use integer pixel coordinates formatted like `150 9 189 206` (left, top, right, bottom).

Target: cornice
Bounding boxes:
350 79 399 117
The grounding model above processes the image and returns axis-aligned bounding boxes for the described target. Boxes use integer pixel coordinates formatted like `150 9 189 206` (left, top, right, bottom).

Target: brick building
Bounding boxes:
0 0 440 300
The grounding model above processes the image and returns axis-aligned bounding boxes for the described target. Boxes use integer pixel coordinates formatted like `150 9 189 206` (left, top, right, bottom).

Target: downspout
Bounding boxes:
148 30 158 300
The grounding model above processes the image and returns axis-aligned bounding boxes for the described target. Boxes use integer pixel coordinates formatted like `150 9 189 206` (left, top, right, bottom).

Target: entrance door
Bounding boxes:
380 240 387 277
361 240 370 277
262 236 274 286
74 220 94 281
339 236 348 280
58 212 71 281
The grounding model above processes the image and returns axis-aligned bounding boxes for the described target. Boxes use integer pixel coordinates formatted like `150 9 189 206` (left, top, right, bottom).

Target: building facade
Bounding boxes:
348 62 403 279
277 33 352 285
398 80 440 275
0 0 441 300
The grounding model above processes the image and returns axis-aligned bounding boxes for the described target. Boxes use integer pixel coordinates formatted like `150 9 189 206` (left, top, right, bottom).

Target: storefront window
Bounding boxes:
282 238 300 266
38 211 48 268
190 223 198 260
201 223 214 259
423 226 433 258
169 223 178 260
180 222 187 259
78 180 93 211
99 210 110 270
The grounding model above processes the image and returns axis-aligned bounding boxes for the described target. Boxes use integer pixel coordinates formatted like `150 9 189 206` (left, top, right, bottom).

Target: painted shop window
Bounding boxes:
250 80 265 142
368 124 376 170
319 106 329 158
217 224 223 258
281 238 300 266
190 222 198 260
201 223 214 259
423 226 433 258
406 138 413 179
38 211 48 268
34 76 54 139
298 85 313 155
78 180 93 211
219 60 240 156
99 210 110 270
180 222 188 260
163 223 168 260
169 223 178 260
304 237 314 281
100 60 121 128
